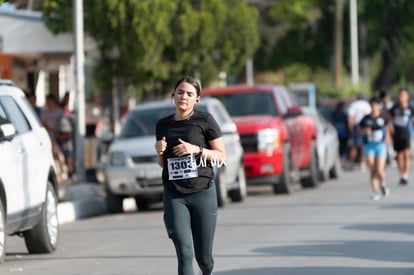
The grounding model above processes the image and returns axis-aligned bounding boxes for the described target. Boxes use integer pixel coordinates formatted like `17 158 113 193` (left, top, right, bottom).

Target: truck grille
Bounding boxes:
240 133 257 152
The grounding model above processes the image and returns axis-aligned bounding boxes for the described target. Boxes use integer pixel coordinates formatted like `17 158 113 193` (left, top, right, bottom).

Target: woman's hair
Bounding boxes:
369 96 381 105
173 76 202 97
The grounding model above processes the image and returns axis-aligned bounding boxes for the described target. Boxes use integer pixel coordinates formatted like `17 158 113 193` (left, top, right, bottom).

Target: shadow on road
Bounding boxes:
215 266 413 275
344 223 414 236
249 240 413 263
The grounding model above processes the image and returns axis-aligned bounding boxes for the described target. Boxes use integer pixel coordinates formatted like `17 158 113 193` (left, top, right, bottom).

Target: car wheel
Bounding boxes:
329 154 342 179
273 144 293 194
0 197 5 263
228 164 247 203
301 141 320 188
24 182 59 254
134 196 150 211
105 185 124 214
215 167 228 207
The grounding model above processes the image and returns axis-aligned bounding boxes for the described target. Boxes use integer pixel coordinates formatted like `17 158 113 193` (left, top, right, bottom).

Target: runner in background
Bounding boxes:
388 88 414 185
359 97 390 200
347 93 372 171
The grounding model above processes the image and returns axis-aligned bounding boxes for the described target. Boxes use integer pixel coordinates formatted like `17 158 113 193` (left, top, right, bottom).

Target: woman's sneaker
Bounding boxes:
381 186 390 197
370 192 381 201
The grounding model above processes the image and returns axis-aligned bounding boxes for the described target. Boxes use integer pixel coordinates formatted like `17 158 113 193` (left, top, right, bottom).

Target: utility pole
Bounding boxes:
334 0 344 88
73 0 86 182
350 0 359 85
246 59 254 85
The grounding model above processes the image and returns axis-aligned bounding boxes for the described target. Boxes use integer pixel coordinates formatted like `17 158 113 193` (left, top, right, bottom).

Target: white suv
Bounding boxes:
0 80 59 263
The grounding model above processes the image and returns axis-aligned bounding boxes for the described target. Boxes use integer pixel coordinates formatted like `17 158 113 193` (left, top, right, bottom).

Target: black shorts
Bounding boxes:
393 137 411 152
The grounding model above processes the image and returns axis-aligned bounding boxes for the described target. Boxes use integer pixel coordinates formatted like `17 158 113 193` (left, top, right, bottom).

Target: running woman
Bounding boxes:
388 88 414 185
359 97 390 200
155 76 226 275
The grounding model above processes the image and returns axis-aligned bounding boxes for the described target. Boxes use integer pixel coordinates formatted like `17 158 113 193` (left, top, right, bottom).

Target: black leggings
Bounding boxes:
163 184 217 275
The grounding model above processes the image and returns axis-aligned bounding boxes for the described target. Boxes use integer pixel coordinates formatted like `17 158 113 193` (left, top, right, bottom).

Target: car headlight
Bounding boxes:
258 128 280 151
109 151 126 166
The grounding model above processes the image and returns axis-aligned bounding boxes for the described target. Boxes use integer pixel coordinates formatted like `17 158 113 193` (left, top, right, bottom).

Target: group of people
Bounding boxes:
27 92 74 183
331 88 414 200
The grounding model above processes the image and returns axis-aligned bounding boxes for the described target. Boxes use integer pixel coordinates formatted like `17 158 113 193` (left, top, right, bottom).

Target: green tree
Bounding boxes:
255 0 332 73
253 0 414 93
357 0 414 91
42 0 259 98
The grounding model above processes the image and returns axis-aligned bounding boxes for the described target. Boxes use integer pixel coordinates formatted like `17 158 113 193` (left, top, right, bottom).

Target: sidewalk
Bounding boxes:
57 182 107 225
57 181 137 224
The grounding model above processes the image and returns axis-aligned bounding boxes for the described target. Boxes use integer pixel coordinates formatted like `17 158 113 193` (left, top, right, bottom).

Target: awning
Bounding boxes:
0 9 95 54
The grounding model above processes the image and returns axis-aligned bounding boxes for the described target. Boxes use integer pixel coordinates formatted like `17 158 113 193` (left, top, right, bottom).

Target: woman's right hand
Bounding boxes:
155 136 167 155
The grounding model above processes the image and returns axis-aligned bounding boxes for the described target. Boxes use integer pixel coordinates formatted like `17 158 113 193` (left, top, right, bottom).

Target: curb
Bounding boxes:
57 182 108 225
58 197 107 225
56 182 138 225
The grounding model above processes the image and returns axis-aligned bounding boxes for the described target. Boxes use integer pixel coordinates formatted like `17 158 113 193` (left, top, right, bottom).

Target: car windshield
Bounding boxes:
213 92 277 116
119 106 173 138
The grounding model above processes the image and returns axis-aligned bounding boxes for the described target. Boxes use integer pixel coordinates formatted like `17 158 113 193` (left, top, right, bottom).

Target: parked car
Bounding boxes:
301 106 342 181
104 97 246 213
0 80 59 263
318 98 355 123
202 84 318 194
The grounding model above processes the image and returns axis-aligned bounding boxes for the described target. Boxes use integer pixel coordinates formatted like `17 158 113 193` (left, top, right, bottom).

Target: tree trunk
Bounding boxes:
373 48 396 91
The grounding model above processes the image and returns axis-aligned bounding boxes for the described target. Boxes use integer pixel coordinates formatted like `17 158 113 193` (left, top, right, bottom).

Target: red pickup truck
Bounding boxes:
203 84 318 194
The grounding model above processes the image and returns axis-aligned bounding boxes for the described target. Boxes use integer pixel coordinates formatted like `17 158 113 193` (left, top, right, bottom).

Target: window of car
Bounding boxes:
0 96 31 134
273 90 288 115
213 92 278 117
0 103 10 126
211 104 228 126
119 106 173 138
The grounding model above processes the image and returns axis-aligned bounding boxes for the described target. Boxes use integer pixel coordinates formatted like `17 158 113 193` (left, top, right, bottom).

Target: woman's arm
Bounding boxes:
155 136 167 168
203 137 226 164
173 137 226 165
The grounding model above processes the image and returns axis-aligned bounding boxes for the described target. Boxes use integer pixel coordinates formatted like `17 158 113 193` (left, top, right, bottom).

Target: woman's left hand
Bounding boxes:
173 138 197 156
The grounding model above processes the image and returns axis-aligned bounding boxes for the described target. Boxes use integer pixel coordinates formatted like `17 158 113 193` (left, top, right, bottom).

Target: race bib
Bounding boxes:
394 115 408 127
368 129 384 143
167 155 198 180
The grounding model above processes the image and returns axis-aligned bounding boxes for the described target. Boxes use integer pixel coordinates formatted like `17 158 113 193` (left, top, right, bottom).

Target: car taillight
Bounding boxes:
258 128 280 151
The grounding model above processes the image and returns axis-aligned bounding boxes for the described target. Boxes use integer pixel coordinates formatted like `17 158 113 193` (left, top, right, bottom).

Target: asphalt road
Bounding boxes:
2 164 414 275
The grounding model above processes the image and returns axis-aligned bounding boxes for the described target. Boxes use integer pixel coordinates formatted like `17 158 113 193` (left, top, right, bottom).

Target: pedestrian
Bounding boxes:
55 115 74 181
378 90 395 166
347 93 372 171
155 76 226 275
331 100 350 166
26 91 42 118
388 88 414 185
359 97 390 200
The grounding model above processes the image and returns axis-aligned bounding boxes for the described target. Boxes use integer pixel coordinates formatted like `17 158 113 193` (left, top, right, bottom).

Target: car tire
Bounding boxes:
228 164 247 203
0 197 6 263
134 196 150 211
273 144 293 194
215 167 228 208
301 141 320 188
329 154 342 179
24 182 59 254
105 186 124 214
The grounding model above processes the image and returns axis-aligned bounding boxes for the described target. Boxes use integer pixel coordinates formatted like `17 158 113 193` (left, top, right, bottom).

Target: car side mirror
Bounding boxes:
0 123 16 141
286 106 303 117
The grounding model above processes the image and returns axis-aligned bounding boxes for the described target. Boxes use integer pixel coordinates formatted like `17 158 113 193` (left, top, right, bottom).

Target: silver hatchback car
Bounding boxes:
104 97 246 212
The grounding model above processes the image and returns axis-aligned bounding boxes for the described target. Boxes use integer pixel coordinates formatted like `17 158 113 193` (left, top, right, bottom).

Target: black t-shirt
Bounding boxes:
359 114 387 144
389 104 414 140
155 110 222 194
